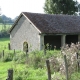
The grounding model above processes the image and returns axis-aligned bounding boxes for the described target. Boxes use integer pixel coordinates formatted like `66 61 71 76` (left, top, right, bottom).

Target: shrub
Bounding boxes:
0 29 10 38
49 56 60 73
60 43 80 78
26 51 45 69
70 72 80 80
13 51 27 64
0 51 14 62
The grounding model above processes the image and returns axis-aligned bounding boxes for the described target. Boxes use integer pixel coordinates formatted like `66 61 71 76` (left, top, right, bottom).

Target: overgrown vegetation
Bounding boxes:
0 38 80 80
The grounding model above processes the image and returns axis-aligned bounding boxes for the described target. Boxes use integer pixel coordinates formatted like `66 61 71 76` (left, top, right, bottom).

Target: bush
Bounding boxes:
70 72 80 80
0 29 10 38
60 43 79 75
27 51 45 69
0 51 14 62
14 67 47 80
13 51 27 64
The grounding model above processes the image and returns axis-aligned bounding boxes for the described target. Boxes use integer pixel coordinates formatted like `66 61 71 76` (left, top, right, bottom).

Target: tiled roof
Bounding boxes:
23 12 80 34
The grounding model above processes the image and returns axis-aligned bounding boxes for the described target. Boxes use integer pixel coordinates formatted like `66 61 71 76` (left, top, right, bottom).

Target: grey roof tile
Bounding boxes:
23 12 80 34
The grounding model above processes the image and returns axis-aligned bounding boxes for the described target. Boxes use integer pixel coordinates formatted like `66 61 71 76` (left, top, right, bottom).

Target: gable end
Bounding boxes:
22 12 41 33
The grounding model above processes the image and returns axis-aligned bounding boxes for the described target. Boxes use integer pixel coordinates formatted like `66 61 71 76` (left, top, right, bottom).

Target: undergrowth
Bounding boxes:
0 38 80 80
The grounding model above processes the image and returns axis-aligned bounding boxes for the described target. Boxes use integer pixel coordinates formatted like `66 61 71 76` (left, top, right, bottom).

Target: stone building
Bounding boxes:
9 12 80 52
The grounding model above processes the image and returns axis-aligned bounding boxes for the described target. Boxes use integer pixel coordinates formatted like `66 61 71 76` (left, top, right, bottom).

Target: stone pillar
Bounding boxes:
40 35 44 50
61 35 66 47
78 35 80 42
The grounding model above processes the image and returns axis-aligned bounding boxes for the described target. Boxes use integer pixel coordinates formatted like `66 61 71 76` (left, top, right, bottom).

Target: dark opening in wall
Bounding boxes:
23 42 28 52
66 35 78 45
44 35 61 50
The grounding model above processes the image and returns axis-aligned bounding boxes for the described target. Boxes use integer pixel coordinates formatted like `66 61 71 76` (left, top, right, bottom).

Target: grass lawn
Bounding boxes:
0 37 80 80
0 37 10 79
0 24 12 31
0 37 10 51
0 61 27 80
0 62 13 80
0 37 47 80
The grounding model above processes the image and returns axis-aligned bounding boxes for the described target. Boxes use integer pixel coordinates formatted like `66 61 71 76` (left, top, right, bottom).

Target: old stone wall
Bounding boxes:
10 16 40 51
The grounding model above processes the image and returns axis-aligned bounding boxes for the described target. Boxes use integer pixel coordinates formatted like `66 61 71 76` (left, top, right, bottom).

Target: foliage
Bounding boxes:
26 51 45 69
0 38 80 80
0 29 10 38
0 17 3 23
51 72 65 80
0 52 13 62
13 51 27 64
14 67 47 80
0 24 11 38
44 0 78 15
0 15 14 24
60 43 80 79
1 15 14 24
70 72 80 80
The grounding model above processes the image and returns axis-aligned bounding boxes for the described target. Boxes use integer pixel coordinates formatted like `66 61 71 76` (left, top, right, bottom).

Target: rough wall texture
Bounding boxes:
10 16 40 51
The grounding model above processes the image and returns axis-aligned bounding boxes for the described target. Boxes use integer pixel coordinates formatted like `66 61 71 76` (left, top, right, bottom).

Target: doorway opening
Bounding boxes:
23 42 28 52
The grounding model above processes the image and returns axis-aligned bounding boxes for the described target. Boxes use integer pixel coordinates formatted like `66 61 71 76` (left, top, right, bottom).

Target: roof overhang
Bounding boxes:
39 33 80 35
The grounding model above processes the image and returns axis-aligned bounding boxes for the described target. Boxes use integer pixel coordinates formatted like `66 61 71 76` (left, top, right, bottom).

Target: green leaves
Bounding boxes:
44 0 78 15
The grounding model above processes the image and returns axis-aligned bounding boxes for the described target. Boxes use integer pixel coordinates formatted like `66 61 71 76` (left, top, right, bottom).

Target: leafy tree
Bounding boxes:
44 0 78 15
0 17 3 23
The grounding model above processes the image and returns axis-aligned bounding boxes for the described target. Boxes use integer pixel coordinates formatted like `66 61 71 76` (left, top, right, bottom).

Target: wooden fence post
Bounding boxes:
8 43 10 50
44 49 46 55
14 49 15 55
2 50 4 58
44 46 46 55
64 55 69 80
6 69 13 80
46 59 51 80
76 53 79 72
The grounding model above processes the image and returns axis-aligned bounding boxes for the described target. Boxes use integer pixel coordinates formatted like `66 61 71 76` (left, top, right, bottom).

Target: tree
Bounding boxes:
44 0 78 15
0 17 3 23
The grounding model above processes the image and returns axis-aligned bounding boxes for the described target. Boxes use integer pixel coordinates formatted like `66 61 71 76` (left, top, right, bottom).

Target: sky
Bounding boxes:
0 0 80 19
0 0 45 19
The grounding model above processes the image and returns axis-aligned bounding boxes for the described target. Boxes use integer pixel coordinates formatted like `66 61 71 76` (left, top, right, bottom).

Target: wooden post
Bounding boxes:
2 50 4 58
64 55 69 80
14 49 15 55
44 46 46 55
76 53 79 72
8 43 10 50
46 60 51 80
6 69 13 80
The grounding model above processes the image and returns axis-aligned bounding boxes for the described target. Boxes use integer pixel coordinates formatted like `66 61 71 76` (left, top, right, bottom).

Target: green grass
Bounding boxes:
0 38 10 51
0 24 12 31
0 37 80 80
0 61 47 80
0 37 47 80
0 62 13 80
0 38 10 79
